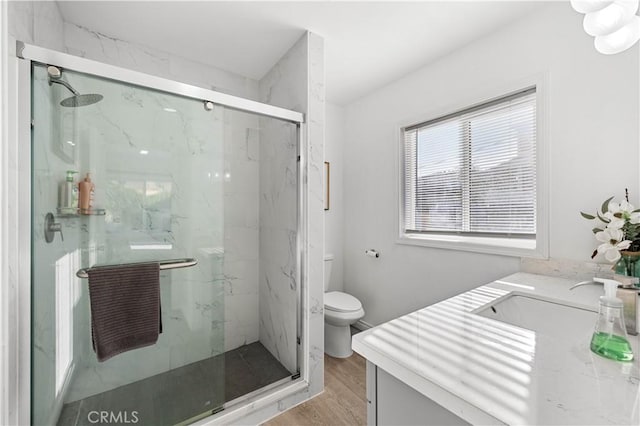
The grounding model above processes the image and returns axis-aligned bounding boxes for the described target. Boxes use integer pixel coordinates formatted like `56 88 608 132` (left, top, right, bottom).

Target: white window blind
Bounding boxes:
403 88 537 238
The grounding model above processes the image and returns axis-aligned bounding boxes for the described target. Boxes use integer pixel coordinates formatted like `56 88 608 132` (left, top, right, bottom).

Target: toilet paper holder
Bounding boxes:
365 249 380 258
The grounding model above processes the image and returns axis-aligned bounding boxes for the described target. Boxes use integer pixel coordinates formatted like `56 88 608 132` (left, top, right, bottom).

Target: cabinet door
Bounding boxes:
375 367 470 426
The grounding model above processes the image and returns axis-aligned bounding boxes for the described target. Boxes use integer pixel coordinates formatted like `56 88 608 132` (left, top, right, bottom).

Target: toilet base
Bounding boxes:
325 322 353 358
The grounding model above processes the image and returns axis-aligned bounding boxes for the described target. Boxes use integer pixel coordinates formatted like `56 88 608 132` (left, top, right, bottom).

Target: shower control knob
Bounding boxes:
204 101 214 111
44 212 64 243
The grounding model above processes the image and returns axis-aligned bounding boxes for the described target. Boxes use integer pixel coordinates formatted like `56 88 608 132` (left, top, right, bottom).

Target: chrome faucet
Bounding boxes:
570 278 639 336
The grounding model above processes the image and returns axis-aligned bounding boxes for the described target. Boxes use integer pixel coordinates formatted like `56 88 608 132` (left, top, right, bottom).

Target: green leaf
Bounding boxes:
632 209 640 213
580 212 596 220
592 227 603 234
601 196 614 214
597 211 610 223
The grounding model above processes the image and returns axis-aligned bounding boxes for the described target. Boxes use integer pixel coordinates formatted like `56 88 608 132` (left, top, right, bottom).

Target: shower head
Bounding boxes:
47 65 103 107
60 93 104 107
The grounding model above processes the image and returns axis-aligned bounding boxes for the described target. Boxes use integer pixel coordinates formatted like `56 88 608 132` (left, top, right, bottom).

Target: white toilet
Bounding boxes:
324 254 365 358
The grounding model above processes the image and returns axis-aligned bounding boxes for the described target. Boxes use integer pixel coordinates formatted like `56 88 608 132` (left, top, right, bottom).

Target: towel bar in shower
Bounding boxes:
76 258 198 279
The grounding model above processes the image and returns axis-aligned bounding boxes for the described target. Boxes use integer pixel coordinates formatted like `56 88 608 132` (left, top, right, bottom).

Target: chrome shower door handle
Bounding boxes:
44 212 63 243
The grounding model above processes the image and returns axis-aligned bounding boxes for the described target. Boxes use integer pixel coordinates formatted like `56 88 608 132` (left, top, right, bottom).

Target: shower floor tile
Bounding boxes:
57 342 292 426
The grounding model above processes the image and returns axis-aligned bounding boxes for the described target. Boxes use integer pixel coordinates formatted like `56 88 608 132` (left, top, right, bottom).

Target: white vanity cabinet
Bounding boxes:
353 273 640 426
366 361 480 426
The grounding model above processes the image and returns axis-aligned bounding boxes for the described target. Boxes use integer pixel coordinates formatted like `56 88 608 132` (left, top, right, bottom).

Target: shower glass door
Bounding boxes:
30 62 299 426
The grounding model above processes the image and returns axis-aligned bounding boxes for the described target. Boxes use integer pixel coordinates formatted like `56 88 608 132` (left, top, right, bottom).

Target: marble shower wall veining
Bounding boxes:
7 0 65 51
258 35 306 375
30 64 269 423
30 66 211 413
31 60 84 426
257 117 298 373
10 6 324 424
63 22 259 101
239 31 325 424
8 3 69 424
60 17 264 356
22 16 268 422
222 109 261 351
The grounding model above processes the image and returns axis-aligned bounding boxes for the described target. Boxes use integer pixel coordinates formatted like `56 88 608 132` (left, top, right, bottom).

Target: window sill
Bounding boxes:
397 233 546 258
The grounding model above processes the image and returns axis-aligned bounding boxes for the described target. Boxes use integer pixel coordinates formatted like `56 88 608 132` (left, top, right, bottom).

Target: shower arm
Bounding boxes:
49 78 80 96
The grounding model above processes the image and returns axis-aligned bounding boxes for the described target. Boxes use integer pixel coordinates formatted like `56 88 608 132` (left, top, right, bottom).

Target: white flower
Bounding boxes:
609 200 634 214
595 227 632 262
608 200 640 225
603 211 625 229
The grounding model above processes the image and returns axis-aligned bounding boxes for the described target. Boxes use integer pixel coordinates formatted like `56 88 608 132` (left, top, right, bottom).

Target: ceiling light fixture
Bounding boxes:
163 107 177 113
571 0 640 54
139 150 149 155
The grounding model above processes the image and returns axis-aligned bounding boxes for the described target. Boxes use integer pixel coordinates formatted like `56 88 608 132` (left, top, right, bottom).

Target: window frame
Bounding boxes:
397 75 549 258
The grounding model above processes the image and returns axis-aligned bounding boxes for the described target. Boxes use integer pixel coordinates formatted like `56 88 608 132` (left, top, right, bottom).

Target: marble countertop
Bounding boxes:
352 272 640 425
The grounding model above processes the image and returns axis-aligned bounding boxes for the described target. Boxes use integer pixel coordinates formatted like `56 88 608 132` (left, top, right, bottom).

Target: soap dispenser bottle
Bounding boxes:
590 278 634 362
58 170 78 214
78 173 95 213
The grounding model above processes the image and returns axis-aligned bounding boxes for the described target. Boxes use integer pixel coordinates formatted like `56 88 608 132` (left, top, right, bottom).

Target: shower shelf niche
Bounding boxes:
56 207 106 217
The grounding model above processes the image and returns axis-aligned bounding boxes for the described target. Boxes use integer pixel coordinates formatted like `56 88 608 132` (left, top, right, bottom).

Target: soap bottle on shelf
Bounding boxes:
78 172 95 214
58 170 78 214
590 278 634 362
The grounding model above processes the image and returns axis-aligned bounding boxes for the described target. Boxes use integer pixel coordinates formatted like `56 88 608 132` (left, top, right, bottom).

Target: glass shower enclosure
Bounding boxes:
24 44 303 426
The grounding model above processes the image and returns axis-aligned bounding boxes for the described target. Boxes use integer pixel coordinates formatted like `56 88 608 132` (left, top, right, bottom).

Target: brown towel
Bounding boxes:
87 262 161 362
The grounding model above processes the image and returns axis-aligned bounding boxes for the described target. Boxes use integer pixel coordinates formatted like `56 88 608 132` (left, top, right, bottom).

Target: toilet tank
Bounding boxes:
324 254 334 292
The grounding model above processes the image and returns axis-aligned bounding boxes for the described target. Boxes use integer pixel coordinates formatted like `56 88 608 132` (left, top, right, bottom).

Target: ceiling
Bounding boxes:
58 1 548 105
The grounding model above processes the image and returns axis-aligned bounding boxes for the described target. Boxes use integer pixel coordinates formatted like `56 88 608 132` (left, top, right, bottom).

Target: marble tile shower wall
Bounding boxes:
62 73 226 402
242 33 325 424
31 67 265 415
31 60 82 426
11 5 323 424
8 0 65 51
259 37 308 371
222 110 261 351
63 22 260 101
60 17 265 359
258 116 298 373
7 2 67 424
16 7 265 409
258 36 306 374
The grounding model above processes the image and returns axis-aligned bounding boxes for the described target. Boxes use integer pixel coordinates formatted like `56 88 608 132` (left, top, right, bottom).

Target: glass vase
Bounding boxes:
615 250 640 281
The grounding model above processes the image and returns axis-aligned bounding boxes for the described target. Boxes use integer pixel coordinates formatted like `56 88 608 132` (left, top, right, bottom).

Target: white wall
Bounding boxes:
324 102 345 292
344 3 639 326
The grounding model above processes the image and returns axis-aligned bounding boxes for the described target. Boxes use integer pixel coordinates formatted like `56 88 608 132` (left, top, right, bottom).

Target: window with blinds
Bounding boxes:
402 88 537 238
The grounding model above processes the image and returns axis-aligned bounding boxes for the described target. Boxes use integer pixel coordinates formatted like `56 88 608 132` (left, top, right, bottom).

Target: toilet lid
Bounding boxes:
325 291 362 313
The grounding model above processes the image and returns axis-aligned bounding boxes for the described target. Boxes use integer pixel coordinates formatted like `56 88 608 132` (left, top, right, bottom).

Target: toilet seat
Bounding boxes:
325 291 362 313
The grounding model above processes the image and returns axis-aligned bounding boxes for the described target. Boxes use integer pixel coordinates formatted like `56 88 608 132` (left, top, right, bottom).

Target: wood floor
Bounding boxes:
263 353 367 426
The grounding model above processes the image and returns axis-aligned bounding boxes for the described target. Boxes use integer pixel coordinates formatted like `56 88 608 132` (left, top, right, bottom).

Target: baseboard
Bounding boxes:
354 320 373 331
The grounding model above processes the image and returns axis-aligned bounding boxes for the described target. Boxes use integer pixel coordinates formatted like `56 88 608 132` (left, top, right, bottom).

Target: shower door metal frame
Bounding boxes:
14 41 308 425
17 41 304 123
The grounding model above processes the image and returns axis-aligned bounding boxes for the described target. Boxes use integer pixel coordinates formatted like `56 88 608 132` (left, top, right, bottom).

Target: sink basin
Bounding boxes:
476 295 597 337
